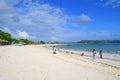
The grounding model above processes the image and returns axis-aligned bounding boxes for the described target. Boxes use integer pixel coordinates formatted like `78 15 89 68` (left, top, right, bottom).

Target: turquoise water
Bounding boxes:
56 43 120 60
57 43 120 54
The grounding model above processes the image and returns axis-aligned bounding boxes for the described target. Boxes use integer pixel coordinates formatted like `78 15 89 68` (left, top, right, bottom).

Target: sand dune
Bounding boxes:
0 45 119 80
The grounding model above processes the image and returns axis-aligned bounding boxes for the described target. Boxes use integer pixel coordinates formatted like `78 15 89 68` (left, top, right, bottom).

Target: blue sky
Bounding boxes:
0 0 120 42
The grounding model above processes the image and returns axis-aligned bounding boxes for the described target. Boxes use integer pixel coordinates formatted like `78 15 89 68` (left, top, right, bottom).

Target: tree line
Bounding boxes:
0 30 61 45
0 30 46 45
0 30 12 42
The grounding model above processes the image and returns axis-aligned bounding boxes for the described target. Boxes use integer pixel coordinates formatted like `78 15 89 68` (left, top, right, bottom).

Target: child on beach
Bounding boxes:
92 49 96 60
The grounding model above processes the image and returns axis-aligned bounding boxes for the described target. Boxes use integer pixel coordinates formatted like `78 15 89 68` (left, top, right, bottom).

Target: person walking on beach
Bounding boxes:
92 49 96 60
99 50 102 59
53 46 56 54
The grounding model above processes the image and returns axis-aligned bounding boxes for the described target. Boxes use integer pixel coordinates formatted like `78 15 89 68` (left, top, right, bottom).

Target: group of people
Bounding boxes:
52 46 103 60
92 49 103 60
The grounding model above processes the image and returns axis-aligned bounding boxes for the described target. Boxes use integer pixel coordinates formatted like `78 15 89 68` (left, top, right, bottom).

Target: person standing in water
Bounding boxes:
92 49 96 60
99 50 102 59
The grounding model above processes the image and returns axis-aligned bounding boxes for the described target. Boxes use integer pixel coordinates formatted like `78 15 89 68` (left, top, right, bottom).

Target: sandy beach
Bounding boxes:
0 45 120 80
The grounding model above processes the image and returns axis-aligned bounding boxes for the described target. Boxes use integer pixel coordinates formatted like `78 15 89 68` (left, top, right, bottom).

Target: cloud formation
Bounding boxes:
0 0 94 41
98 0 120 8
1 0 115 42
78 14 92 22
2 27 35 39
15 30 35 39
0 0 67 41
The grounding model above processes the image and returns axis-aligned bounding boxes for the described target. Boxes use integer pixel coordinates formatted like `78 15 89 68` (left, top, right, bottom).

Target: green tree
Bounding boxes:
11 38 19 43
39 40 45 44
0 30 12 42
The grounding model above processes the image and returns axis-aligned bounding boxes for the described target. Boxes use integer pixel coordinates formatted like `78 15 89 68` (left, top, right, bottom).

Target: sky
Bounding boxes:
0 0 120 42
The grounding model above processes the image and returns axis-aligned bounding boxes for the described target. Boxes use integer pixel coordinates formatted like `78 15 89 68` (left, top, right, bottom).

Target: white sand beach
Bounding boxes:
0 45 120 80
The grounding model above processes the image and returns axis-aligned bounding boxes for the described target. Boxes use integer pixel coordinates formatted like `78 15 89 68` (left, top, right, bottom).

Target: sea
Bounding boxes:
56 43 120 61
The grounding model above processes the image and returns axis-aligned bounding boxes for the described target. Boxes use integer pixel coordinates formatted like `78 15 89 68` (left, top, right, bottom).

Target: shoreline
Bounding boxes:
45 44 120 76
0 45 120 80
50 44 120 61
45 44 120 70
46 44 120 61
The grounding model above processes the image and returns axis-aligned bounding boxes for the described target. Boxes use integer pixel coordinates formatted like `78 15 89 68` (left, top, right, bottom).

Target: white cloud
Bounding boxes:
1 27 35 39
2 27 13 34
15 30 35 39
78 14 92 22
0 0 17 14
98 0 120 8
0 0 94 41
0 0 72 41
